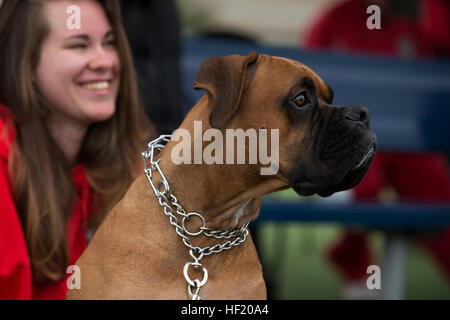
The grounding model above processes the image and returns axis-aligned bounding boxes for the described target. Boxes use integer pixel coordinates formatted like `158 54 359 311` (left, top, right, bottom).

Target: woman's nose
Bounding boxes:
89 47 115 71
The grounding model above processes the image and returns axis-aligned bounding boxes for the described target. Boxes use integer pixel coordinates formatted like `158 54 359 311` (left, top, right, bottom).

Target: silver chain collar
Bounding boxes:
142 135 250 300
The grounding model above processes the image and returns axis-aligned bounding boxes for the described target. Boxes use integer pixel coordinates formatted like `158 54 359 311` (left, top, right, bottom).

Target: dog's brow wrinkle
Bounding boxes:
302 77 316 91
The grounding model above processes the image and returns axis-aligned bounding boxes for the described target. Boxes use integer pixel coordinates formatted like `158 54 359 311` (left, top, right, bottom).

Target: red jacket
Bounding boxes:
0 104 94 299
305 0 450 59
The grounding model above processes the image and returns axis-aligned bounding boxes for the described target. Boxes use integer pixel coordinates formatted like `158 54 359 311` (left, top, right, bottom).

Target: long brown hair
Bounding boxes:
0 0 155 285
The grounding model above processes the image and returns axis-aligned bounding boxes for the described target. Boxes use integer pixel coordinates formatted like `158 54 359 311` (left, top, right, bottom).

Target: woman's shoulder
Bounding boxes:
0 103 16 160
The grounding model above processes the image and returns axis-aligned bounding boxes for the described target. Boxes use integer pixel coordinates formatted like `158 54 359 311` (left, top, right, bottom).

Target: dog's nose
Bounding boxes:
344 105 370 127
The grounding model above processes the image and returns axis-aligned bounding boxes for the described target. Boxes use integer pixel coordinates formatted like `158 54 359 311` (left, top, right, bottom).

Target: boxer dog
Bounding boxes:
67 53 376 299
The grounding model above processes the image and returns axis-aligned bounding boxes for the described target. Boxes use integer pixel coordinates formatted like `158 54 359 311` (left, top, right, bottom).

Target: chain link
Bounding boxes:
142 135 250 300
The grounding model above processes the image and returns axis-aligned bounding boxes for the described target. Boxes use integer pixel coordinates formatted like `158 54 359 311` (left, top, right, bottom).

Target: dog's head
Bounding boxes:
193 53 376 197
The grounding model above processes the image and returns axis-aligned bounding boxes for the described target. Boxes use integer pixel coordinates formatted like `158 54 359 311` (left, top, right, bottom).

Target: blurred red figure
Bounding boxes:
303 0 450 291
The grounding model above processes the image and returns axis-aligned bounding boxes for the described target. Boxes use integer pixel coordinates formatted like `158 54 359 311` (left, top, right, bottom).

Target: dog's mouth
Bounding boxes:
290 143 376 197
316 149 375 197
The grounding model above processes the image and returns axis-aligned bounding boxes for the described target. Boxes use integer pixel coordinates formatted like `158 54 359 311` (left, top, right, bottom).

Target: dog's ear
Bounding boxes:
193 52 259 129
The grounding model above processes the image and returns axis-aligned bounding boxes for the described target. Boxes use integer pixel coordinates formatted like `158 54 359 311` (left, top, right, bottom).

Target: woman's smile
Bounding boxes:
77 79 115 97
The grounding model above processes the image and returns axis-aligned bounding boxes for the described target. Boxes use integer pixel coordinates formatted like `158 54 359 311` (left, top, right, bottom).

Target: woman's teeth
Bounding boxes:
82 81 110 90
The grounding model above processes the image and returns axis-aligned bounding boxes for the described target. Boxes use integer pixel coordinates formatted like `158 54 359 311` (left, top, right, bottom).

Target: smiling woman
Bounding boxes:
0 0 155 299
36 0 122 162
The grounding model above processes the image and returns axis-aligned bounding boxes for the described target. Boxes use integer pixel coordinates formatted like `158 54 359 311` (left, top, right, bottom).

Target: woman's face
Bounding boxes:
35 0 121 126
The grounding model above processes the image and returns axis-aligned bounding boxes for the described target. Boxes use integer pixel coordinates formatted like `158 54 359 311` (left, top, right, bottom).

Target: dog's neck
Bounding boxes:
153 145 281 241
151 96 288 233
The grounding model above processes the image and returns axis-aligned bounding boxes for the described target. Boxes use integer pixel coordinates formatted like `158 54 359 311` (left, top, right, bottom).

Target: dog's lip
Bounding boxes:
353 145 376 170
291 181 326 196
292 149 375 197
317 159 373 196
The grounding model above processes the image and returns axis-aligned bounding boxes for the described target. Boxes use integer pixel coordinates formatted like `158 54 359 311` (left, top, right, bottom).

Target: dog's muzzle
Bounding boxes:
290 105 377 197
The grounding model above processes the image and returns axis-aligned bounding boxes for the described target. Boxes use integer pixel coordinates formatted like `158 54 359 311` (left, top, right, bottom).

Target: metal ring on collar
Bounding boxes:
183 262 208 288
187 280 202 300
156 179 170 196
189 248 204 263
182 212 206 236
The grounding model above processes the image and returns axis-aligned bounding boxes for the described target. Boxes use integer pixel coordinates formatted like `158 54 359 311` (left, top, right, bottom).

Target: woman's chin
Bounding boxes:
84 103 116 124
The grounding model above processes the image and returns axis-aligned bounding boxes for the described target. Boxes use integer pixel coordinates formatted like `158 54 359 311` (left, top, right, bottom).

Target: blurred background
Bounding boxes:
176 0 338 46
121 0 450 299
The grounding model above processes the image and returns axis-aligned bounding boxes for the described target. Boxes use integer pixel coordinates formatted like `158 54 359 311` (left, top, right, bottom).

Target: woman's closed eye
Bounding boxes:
65 41 88 50
103 39 116 47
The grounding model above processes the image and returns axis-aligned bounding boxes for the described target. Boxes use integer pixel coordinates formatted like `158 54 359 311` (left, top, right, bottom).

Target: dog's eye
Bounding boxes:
292 92 309 108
